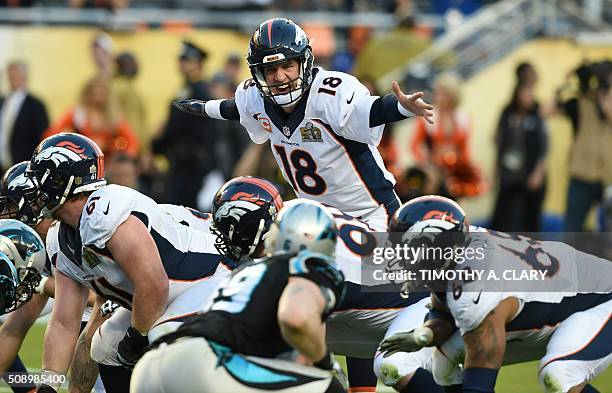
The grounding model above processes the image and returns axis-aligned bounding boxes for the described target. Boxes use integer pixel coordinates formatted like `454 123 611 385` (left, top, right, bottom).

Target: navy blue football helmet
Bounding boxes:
211 176 283 261
247 18 314 107
388 195 468 297
27 133 106 216
0 161 44 226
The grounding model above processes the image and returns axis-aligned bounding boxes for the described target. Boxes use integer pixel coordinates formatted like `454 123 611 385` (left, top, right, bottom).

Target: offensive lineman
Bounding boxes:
25 133 237 393
378 196 612 393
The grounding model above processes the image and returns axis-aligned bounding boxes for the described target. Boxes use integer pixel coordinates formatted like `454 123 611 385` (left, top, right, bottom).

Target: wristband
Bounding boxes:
462 367 498 393
34 276 49 295
313 351 333 370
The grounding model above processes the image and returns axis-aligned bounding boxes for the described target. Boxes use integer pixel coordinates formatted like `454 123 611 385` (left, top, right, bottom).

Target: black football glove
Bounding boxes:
117 326 149 369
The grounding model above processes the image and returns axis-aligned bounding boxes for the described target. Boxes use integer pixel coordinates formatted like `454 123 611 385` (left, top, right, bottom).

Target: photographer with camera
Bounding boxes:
547 60 612 231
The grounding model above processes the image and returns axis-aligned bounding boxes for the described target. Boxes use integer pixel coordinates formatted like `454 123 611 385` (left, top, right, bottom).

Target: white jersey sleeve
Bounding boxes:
160 204 213 234
80 185 136 249
309 69 383 146
447 287 511 335
45 222 61 277
234 78 270 144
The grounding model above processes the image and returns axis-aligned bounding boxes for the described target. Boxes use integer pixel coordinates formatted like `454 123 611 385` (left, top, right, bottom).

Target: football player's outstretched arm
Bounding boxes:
173 98 240 121
42 271 89 380
278 276 327 363
0 293 49 371
461 297 519 393
106 215 169 334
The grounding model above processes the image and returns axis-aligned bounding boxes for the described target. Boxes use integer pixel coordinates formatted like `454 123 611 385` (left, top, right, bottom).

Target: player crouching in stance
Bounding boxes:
25 133 238 393
131 199 348 393
377 196 612 393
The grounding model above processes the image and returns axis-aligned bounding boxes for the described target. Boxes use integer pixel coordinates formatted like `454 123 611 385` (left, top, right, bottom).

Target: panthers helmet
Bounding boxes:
0 161 44 226
28 133 106 216
265 199 337 258
211 176 283 261
388 195 467 297
247 18 314 108
0 219 47 310
0 251 19 315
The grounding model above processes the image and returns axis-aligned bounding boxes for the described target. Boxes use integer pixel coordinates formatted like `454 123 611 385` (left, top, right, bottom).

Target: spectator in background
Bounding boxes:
410 72 483 198
152 40 220 209
114 51 148 151
210 73 251 179
214 53 243 91
516 61 538 89
90 32 114 78
491 83 547 232
44 75 139 159
546 60 612 231
0 61 49 172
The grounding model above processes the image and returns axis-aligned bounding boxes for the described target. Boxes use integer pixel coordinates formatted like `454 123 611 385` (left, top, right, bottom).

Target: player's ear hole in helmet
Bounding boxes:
0 219 47 311
26 133 106 218
247 18 314 108
387 195 468 297
211 176 284 261
264 199 338 258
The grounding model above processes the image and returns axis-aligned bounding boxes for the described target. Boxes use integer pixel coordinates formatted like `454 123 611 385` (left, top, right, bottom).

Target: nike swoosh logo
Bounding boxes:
103 202 110 215
346 92 355 104
473 291 482 304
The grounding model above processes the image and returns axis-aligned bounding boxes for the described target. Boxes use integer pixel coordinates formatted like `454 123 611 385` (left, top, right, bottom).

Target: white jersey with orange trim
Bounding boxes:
234 67 400 220
47 185 236 309
446 227 612 337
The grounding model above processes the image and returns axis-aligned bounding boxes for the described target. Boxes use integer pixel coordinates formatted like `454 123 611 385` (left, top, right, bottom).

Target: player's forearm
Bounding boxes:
131 284 168 333
173 98 240 121
463 317 505 370
68 300 105 393
0 332 24 371
369 94 412 127
280 320 327 363
42 320 81 374
68 330 99 393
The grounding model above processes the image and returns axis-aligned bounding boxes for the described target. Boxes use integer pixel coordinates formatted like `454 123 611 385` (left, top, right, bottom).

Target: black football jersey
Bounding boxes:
161 252 345 358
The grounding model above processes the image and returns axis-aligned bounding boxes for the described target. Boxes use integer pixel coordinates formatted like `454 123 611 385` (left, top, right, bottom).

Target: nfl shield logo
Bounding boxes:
282 126 291 137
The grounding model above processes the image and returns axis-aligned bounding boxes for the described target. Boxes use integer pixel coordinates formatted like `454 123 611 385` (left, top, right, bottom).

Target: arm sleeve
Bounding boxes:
219 99 240 121
369 94 411 127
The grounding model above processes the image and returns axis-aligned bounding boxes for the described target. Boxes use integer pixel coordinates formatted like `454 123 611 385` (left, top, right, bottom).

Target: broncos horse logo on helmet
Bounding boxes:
0 161 44 226
247 18 314 108
0 219 47 311
27 133 106 216
211 176 283 261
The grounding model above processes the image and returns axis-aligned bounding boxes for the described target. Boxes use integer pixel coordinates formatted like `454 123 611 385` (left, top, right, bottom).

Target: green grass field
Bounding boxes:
2 323 610 393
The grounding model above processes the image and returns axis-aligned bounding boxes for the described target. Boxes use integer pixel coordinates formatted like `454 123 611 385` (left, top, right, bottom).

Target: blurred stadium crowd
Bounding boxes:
0 0 611 234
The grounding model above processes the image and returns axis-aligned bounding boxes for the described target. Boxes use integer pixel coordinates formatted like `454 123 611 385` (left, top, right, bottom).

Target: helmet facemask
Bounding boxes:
250 49 314 108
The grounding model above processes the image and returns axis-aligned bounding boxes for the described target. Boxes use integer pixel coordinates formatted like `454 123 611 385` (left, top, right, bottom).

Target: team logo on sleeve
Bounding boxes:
300 122 322 142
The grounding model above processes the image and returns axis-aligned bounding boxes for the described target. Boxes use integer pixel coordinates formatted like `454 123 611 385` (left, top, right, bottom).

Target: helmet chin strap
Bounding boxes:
247 219 266 257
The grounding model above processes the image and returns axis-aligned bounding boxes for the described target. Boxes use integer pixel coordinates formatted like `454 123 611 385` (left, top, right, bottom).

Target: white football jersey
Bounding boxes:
235 68 399 218
159 204 213 234
447 227 612 335
47 185 236 308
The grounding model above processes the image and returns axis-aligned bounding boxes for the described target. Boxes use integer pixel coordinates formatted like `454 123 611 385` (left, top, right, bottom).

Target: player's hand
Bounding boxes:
379 331 422 357
117 326 149 369
173 99 207 116
392 81 434 124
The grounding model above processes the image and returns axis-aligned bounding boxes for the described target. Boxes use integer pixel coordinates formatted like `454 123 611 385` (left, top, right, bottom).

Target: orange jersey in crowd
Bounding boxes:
44 106 139 157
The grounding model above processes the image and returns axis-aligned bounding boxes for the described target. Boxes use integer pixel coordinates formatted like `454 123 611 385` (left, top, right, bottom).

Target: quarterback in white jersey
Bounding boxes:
174 17 434 231
25 133 237 393
379 196 612 393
